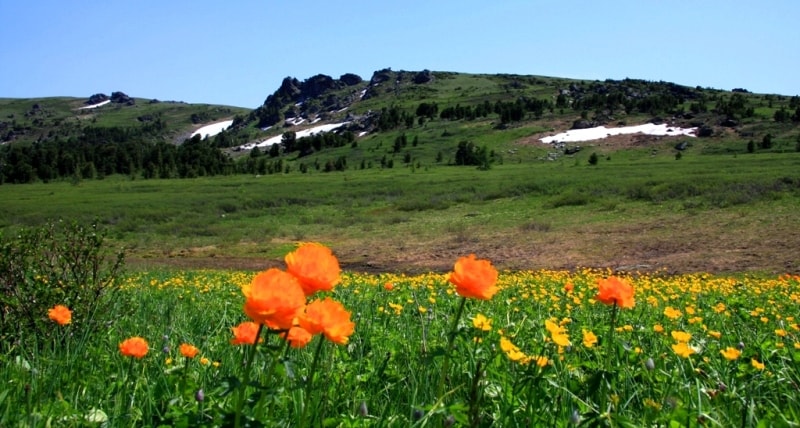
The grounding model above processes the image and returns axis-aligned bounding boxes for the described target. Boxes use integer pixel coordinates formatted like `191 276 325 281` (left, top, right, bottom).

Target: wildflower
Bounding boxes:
383 282 394 291
472 314 492 331
285 242 341 295
242 268 306 330
230 321 261 345
720 347 741 360
582 330 598 348
299 298 355 345
195 389 205 402
564 282 574 293
708 330 722 340
671 331 692 343
448 254 498 300
533 355 549 367
595 276 635 308
653 324 665 333
179 343 199 359
643 398 662 411
200 357 209 365
645 357 655 371
388 302 403 315
165 357 173 365
751 359 765 370
775 329 787 337
282 326 313 349
119 336 149 358
48 305 72 325
663 306 682 320
499 337 528 362
672 342 695 358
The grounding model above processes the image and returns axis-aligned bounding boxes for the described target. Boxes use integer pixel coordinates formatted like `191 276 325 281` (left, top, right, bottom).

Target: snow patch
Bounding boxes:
191 120 233 139
540 123 696 144
79 100 111 109
240 122 350 150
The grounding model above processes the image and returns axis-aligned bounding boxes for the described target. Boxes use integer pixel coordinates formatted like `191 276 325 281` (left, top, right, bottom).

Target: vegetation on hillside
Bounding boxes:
2 70 799 184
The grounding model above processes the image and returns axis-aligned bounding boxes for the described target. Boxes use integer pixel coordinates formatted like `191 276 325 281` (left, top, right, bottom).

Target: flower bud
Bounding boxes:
195 389 204 402
358 401 369 417
645 357 655 371
737 341 745 350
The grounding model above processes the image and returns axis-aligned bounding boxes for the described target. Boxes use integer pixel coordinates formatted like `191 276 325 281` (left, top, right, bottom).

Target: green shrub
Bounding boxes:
0 220 124 351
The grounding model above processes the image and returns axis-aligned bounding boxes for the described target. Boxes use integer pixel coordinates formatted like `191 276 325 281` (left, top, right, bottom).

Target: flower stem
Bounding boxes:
437 296 467 403
300 336 326 427
235 323 265 428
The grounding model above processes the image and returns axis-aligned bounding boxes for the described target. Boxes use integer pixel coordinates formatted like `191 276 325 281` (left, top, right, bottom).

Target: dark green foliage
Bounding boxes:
454 141 491 170
0 220 124 351
588 152 599 165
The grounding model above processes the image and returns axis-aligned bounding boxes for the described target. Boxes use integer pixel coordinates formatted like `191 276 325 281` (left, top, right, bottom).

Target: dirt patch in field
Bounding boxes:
127 212 800 275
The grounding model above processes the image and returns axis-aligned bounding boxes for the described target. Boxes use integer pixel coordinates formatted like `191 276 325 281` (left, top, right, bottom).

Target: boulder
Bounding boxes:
571 119 597 129
720 118 738 127
339 73 362 86
110 91 134 105
87 93 108 104
413 69 433 84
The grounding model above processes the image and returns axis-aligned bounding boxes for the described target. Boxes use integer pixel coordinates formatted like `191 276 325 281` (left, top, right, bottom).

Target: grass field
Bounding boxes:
2 147 798 274
3 259 800 426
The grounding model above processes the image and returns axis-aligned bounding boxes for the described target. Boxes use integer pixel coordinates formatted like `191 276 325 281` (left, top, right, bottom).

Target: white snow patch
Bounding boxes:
191 120 233 139
240 122 350 150
336 106 348 113
79 100 111 109
359 89 367 99
260 126 272 131
540 123 696 144
310 117 321 124
358 131 368 137
284 117 305 126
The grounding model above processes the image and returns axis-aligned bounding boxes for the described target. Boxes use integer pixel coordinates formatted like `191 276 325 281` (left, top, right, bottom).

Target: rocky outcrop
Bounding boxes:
87 93 109 105
413 69 433 84
339 73 362 86
110 91 135 105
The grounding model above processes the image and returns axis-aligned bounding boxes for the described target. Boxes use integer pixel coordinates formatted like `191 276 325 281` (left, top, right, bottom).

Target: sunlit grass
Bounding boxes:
3 266 800 426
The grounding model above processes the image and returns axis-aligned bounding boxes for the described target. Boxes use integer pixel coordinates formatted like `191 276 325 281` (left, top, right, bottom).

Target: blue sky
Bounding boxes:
1 0 798 108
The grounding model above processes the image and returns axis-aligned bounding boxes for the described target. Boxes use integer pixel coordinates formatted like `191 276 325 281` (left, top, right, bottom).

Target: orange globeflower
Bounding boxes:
119 337 149 358
242 268 307 330
595 276 635 308
179 343 200 359
285 242 341 295
230 321 261 345
448 254 498 300
48 305 72 325
282 326 313 349
298 298 355 345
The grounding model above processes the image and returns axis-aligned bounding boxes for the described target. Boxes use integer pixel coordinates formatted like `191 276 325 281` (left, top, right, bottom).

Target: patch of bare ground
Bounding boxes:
127 209 799 275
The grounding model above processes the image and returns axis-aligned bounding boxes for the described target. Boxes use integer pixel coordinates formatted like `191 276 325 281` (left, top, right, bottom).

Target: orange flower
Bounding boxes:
298 298 355 345
595 276 635 308
48 304 72 325
242 268 306 330
384 282 394 291
119 336 149 358
448 254 498 300
179 343 200 359
230 321 261 345
282 326 313 349
564 282 574 293
285 242 341 295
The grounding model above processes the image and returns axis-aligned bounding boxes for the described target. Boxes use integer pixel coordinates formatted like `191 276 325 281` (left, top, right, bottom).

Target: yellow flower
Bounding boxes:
720 347 741 360
643 398 662 411
472 314 492 331
708 330 722 340
664 306 682 320
672 342 695 358
653 324 665 333
552 332 571 347
582 330 598 348
671 331 692 343
751 359 765 370
200 357 210 365
499 337 528 363
388 302 403 315
775 329 787 337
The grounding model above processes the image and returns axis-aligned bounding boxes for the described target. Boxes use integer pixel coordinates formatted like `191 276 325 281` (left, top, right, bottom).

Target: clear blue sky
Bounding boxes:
1 0 798 108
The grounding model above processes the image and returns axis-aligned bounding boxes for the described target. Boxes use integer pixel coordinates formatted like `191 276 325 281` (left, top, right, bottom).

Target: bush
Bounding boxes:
0 220 124 351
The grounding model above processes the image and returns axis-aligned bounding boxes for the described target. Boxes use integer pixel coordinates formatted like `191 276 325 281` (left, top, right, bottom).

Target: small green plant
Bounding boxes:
0 219 124 351
588 152 599 165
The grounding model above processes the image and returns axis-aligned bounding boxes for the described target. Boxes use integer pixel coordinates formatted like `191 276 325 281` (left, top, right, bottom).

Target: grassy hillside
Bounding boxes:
2 70 799 273
0 95 248 145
